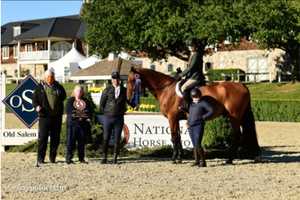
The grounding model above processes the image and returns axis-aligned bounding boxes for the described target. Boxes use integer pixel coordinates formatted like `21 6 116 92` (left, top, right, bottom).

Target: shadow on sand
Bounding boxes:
260 145 300 163
87 145 300 165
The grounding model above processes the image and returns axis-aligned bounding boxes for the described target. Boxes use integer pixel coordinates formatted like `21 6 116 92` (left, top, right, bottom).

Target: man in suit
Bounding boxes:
32 69 66 164
100 71 127 164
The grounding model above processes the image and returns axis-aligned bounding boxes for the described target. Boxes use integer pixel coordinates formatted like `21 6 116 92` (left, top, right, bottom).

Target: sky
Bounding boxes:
1 0 83 25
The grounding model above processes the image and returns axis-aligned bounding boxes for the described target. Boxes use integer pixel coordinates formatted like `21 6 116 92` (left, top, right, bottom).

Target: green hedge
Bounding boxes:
207 68 245 81
251 99 300 122
138 94 300 122
202 116 232 149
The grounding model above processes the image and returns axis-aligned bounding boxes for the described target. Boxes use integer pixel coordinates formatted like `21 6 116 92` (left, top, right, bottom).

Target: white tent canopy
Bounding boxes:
78 55 101 69
49 44 86 82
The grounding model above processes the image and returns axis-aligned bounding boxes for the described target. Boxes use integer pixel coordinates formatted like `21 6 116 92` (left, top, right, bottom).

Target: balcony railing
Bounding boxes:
19 50 66 61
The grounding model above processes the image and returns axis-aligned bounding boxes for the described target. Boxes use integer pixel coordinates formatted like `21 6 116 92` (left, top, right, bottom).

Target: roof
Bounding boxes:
71 58 141 80
1 15 85 46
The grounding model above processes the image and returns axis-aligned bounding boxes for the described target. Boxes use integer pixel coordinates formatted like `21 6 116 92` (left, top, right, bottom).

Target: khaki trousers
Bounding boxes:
181 79 198 91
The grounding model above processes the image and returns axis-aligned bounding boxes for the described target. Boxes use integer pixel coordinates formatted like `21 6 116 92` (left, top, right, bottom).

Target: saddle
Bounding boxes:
175 80 185 98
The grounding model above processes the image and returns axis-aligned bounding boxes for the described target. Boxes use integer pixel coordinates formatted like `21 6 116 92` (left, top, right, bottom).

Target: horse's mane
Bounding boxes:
135 68 175 83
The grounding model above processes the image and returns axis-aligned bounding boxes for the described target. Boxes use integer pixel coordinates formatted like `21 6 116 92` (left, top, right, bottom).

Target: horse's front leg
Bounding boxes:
169 118 183 164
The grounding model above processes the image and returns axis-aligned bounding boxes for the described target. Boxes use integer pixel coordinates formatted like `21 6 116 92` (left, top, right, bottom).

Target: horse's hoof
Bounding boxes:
225 159 233 165
172 160 177 164
177 159 183 164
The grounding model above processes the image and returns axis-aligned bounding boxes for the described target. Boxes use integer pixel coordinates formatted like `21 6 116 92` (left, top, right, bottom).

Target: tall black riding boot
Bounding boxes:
198 148 207 167
191 148 200 166
101 140 108 164
179 90 190 112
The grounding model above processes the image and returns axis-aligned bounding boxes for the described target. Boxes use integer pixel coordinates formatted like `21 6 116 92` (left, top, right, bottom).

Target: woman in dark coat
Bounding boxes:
66 85 92 164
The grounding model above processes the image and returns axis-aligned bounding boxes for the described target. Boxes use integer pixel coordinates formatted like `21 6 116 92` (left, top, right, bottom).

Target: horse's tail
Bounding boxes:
241 102 261 158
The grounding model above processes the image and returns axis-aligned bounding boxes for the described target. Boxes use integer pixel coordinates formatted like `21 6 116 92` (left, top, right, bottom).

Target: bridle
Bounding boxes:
131 72 176 93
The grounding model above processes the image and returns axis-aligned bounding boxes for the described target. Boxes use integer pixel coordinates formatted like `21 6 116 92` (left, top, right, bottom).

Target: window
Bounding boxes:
13 46 18 58
2 47 9 59
25 44 33 52
205 62 212 71
150 64 156 71
167 64 173 72
13 26 21 37
52 41 72 53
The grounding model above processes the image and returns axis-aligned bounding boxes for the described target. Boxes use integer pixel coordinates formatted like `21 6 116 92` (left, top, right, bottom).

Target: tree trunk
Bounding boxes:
288 45 300 82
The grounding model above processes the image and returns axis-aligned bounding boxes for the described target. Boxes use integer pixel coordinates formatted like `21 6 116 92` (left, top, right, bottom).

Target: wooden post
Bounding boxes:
34 64 36 77
86 43 89 57
1 73 6 152
17 41 21 83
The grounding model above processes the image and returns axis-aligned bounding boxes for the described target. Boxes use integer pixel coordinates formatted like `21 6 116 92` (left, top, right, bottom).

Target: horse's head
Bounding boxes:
127 67 137 102
127 67 176 105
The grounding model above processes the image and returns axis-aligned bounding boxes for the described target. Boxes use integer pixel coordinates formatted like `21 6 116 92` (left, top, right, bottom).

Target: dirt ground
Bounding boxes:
1 122 300 200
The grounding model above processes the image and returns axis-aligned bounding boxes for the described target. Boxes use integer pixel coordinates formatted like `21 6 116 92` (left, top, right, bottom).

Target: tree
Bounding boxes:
81 0 245 60
245 0 300 81
82 0 300 80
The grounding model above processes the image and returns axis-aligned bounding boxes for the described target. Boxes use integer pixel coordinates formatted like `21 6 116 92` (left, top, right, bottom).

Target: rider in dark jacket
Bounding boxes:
178 39 206 111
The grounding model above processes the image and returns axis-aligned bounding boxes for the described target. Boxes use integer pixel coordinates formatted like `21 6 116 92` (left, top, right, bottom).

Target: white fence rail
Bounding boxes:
19 50 66 61
206 71 292 83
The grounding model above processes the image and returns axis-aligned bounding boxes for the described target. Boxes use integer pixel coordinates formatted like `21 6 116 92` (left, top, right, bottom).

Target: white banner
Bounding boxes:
1 114 192 149
124 114 192 149
90 92 102 106
1 129 38 145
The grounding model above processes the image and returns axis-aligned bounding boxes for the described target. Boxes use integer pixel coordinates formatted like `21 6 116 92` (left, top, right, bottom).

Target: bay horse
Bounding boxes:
127 67 261 164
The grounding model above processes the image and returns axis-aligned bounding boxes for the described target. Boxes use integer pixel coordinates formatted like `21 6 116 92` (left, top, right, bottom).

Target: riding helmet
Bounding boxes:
190 88 201 98
111 71 120 79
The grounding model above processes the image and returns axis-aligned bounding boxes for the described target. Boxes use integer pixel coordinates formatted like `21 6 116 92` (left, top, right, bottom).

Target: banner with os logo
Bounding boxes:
2 75 39 128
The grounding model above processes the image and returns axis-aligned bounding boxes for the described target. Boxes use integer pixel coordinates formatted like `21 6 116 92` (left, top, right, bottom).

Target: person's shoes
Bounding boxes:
49 157 56 163
225 159 233 165
101 158 107 164
112 159 118 164
199 160 207 167
37 160 45 165
66 160 74 165
79 160 88 164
